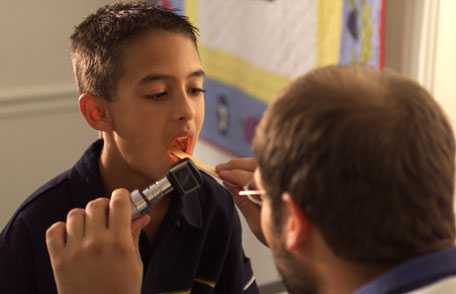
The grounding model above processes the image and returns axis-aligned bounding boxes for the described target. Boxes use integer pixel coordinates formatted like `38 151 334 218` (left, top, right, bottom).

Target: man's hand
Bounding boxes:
216 157 268 246
46 189 150 294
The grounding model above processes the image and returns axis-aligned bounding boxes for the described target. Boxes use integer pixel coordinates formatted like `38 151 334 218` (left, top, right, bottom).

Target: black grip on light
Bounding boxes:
167 158 202 195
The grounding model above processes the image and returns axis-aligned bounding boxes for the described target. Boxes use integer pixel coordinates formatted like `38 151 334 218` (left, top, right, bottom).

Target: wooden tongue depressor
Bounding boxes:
171 150 219 179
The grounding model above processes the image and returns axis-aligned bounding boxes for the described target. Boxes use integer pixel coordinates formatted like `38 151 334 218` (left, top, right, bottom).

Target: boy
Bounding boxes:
0 2 258 293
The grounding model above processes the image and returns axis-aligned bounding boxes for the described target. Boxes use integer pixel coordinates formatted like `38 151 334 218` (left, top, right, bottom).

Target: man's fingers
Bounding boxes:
218 169 252 188
215 157 257 173
233 199 267 246
46 221 67 256
109 188 132 236
66 208 85 246
85 198 109 235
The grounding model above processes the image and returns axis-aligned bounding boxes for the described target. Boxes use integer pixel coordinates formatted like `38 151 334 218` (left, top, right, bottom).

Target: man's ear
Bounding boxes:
79 93 113 132
282 193 312 252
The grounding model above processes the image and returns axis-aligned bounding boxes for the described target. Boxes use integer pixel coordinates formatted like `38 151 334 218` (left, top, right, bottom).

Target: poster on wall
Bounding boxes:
158 0 385 156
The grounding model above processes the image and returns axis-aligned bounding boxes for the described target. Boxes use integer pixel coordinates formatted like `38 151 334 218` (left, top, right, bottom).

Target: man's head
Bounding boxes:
253 65 456 292
73 2 205 184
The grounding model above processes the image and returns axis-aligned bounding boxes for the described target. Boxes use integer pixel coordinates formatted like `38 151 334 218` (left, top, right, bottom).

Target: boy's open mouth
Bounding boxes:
168 136 193 162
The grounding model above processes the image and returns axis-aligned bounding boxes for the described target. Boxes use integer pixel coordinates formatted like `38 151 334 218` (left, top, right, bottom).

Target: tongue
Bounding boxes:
169 137 190 161
170 137 186 150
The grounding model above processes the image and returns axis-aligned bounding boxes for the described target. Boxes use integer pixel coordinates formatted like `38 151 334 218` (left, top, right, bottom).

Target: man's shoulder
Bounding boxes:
355 247 456 294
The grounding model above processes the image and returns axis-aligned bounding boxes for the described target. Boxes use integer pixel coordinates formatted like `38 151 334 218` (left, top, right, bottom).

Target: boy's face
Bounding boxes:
105 31 205 181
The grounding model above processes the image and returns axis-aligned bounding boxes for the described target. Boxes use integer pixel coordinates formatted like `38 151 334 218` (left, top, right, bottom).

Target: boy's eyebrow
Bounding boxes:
140 69 206 84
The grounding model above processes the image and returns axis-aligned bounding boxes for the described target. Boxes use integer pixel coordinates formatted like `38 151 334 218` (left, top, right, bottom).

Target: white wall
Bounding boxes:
0 0 109 226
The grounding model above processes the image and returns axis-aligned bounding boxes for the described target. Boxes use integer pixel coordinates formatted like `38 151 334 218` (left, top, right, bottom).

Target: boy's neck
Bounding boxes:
98 139 151 194
98 138 172 243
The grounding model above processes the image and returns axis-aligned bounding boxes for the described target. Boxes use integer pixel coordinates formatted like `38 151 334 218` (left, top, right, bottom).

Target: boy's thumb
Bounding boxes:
131 214 150 244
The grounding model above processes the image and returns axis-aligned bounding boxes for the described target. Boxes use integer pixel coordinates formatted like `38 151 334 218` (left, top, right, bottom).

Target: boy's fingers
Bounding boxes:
215 157 257 172
46 221 67 256
85 198 109 235
109 188 132 236
66 208 85 246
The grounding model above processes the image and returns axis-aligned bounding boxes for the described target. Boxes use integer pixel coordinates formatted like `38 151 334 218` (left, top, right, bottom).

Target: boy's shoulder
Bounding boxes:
197 171 238 223
1 169 73 244
200 171 234 205
19 170 72 214
2 140 105 242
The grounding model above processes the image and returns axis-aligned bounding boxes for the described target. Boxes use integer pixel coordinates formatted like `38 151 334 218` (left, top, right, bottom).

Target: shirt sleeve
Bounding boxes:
0 216 38 294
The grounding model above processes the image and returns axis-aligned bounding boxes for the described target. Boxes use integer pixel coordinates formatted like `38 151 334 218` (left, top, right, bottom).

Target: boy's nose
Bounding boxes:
174 90 195 121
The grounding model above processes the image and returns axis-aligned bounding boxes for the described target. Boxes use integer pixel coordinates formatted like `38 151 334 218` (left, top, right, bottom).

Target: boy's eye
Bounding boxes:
189 88 206 96
145 92 167 100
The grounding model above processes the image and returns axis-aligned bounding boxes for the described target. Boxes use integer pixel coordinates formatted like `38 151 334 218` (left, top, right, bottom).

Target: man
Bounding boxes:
1 2 257 293
48 65 456 293
217 65 456 293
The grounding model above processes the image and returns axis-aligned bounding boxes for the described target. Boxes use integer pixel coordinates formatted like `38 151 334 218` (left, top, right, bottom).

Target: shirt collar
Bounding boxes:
355 246 456 294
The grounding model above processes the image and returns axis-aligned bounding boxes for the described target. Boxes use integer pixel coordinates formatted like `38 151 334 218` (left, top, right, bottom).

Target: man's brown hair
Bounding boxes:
70 1 198 100
254 65 456 264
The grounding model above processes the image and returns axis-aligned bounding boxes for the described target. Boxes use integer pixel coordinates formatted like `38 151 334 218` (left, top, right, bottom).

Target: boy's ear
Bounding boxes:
79 93 113 132
282 193 312 252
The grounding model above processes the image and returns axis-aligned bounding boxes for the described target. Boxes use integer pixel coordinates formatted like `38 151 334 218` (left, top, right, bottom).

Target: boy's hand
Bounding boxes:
216 157 268 246
46 189 150 294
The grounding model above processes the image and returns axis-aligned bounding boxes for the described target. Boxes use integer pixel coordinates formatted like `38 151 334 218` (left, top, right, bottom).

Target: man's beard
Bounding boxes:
270 232 319 294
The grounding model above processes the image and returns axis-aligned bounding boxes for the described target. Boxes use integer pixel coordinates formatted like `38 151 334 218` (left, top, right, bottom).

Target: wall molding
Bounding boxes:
0 84 78 119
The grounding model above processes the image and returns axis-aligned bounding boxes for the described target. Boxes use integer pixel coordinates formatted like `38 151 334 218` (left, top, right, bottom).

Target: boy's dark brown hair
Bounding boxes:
70 1 198 100
254 65 456 264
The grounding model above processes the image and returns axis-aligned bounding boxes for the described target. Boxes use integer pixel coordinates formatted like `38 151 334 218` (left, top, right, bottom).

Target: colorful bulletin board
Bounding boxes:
159 0 385 156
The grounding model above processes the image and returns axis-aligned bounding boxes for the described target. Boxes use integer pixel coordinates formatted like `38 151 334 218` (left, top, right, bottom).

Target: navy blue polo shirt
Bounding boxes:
0 140 258 294
355 247 456 293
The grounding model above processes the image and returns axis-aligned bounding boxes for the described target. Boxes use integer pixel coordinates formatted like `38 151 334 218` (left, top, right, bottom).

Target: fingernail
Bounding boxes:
141 215 151 227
